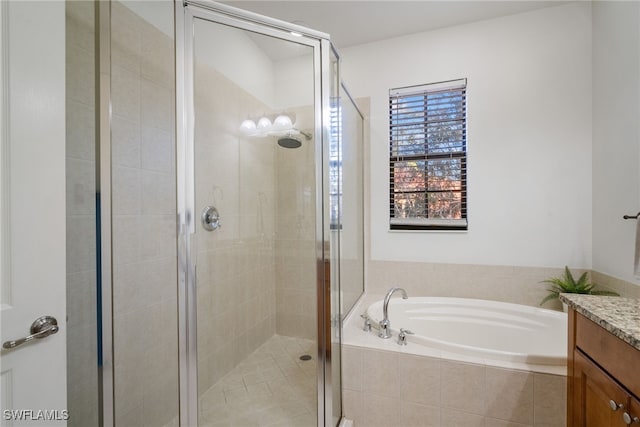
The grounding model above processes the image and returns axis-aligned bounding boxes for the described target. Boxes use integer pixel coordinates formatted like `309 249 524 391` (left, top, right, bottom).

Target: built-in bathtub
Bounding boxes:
341 295 568 426
367 296 567 368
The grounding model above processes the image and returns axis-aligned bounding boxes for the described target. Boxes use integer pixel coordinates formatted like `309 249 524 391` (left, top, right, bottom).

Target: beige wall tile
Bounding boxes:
361 394 400 427
66 270 97 328
66 43 95 106
141 171 175 215
110 2 141 74
141 78 172 131
141 24 173 87
400 401 440 427
485 367 534 424
139 215 175 260
66 158 95 215
112 166 141 215
362 349 400 398
141 126 174 172
66 100 95 161
110 4 178 425
487 419 532 427
66 215 97 273
399 353 441 406
112 115 141 168
366 261 570 309
591 270 640 299
441 361 486 415
112 64 141 121
441 408 485 427
533 373 566 427
66 5 98 425
342 345 363 391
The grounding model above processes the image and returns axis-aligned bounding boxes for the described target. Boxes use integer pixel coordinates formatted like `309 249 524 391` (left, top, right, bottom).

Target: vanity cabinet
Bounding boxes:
568 309 640 426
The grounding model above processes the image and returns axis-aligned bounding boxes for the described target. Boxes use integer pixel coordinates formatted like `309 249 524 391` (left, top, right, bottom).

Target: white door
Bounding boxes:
0 1 67 425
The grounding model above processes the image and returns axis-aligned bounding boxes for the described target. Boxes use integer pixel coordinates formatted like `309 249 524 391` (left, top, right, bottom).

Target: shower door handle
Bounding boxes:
2 316 59 349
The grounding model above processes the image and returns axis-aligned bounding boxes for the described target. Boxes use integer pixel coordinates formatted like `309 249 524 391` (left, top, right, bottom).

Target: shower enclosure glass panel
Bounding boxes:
192 16 320 426
327 48 342 427
338 84 365 317
65 1 100 425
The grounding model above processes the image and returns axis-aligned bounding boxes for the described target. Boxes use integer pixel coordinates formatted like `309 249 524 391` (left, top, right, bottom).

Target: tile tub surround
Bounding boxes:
591 270 640 299
366 261 640 310
560 294 640 350
342 344 566 427
366 262 579 310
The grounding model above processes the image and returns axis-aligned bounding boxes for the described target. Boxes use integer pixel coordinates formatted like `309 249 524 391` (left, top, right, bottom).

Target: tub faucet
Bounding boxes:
378 287 408 339
397 328 414 346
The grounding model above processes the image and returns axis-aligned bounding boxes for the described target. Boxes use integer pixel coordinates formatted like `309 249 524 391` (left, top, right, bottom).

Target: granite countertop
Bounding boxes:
560 293 640 351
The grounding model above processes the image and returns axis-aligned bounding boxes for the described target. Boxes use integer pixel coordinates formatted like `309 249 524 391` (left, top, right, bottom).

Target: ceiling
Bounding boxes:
222 1 569 49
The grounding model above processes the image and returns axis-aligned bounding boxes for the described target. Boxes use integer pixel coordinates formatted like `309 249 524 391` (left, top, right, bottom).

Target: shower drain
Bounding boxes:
299 354 312 361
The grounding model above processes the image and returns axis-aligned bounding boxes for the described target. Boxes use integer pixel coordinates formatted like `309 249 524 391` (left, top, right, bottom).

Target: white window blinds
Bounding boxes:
389 79 467 230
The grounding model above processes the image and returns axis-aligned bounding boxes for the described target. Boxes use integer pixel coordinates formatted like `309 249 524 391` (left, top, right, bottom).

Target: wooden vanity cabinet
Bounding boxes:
573 351 631 426
568 309 640 426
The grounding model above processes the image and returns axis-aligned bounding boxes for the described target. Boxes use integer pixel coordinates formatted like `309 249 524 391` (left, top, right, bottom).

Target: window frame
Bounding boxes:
388 78 468 231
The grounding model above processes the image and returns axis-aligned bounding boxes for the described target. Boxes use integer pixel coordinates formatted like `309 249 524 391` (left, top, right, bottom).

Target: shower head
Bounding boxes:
277 135 302 149
276 129 311 149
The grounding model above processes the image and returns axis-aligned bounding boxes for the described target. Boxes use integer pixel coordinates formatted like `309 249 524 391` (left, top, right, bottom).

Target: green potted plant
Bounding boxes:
540 266 619 307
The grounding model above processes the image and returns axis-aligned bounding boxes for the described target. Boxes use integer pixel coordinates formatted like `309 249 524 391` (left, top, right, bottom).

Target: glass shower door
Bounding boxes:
188 10 324 426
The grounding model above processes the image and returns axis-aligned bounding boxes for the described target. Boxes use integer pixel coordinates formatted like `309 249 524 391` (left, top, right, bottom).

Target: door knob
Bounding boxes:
2 315 59 349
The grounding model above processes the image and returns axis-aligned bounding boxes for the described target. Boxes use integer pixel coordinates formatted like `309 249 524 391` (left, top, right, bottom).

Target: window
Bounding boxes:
389 79 467 230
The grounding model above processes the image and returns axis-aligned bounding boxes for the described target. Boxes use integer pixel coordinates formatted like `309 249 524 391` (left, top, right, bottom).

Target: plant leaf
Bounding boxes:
540 292 559 306
590 290 620 296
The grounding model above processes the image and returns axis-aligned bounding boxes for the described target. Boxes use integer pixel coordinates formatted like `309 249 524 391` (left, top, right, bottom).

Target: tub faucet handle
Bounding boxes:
397 328 414 346
360 314 372 332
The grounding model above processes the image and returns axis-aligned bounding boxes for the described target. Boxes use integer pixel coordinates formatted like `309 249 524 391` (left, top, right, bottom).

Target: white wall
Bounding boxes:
341 3 593 268
195 19 276 107
592 1 640 284
274 53 314 110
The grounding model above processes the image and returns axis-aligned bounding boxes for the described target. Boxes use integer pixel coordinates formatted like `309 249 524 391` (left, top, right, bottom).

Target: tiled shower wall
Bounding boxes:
110 2 179 425
275 106 317 340
193 61 319 393
194 64 277 395
65 2 99 425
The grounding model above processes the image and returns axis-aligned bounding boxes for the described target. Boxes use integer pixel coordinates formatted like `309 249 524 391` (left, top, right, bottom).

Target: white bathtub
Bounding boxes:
346 296 567 374
342 296 569 425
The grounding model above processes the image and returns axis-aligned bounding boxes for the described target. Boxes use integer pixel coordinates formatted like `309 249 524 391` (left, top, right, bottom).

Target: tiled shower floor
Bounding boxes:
198 335 318 427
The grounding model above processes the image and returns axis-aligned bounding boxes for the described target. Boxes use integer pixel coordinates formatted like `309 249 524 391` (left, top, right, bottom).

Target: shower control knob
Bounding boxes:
201 206 221 231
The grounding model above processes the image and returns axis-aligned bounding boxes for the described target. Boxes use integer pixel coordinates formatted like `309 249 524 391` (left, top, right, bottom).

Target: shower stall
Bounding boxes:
176 2 352 425
62 0 365 426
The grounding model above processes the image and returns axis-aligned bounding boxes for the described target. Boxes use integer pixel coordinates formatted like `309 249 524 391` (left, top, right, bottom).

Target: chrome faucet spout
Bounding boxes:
383 287 408 322
378 287 408 339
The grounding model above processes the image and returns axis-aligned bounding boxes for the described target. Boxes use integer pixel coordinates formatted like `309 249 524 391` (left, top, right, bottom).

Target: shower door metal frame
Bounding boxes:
175 1 336 425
